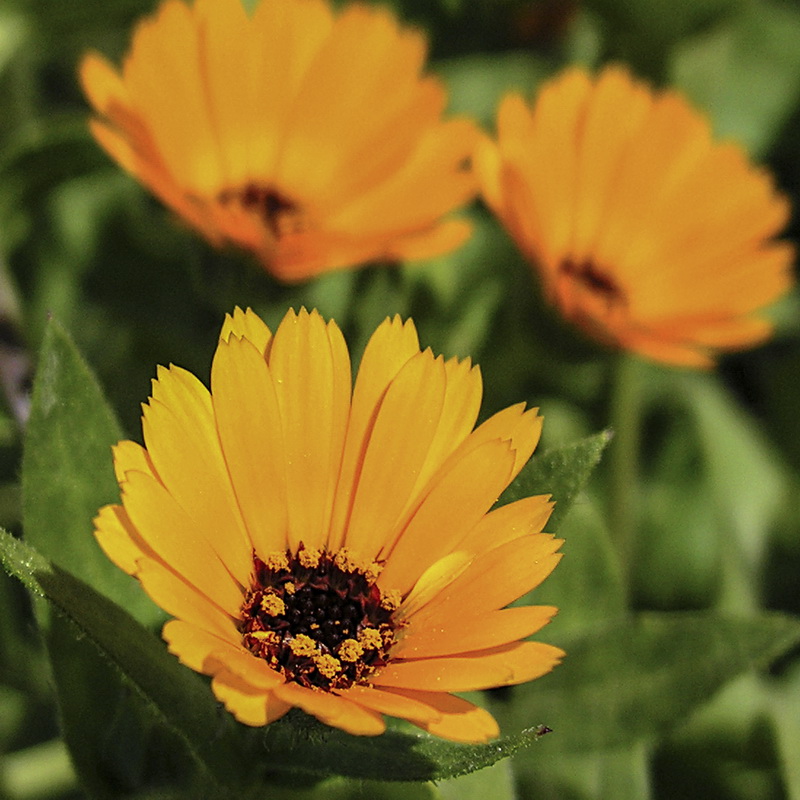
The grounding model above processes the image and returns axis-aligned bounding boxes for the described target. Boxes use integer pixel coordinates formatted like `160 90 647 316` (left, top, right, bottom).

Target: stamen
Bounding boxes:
338 639 364 662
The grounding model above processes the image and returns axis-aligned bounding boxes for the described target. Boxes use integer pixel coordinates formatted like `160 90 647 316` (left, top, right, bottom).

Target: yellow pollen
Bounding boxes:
284 581 296 594
358 627 383 651
249 630 279 645
334 548 370 574
380 590 402 612
264 552 289 571
364 561 383 582
338 638 364 662
298 547 321 569
260 592 286 616
289 635 318 658
314 654 342 680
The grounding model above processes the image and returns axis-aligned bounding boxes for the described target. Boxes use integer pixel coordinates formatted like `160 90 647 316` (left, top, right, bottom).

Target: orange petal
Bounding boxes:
458 495 554 555
93 503 155 575
373 640 565 692
112 439 155 483
219 306 273 353
211 670 291 727
337 684 442 724
273 682 386 736
142 365 252 584
135 556 236 641
211 333 289 558
343 349 446 559
408 533 563 624
121 469 244 614
328 315 420 551
395 605 558 659
381 688 499 742
267 309 351 552
379 438 516 593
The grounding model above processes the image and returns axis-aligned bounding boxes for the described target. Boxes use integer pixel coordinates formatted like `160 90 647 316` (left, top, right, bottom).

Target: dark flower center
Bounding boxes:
218 183 306 238
561 257 625 305
238 545 400 691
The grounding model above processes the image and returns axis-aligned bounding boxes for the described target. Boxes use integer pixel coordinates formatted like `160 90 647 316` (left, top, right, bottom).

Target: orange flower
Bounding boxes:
94 307 563 740
79 0 479 282
476 65 795 368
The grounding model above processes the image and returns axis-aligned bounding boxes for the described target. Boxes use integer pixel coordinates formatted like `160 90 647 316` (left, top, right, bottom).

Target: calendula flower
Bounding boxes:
476 64 795 368
79 0 479 282
94 307 563 740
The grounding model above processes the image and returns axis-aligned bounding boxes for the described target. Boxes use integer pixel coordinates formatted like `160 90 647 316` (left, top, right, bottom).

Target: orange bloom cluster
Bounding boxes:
80 0 478 282
94 308 563 740
477 65 795 368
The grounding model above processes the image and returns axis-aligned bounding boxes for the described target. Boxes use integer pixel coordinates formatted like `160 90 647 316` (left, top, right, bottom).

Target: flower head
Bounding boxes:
94 307 563 740
80 0 479 282
476 64 795 368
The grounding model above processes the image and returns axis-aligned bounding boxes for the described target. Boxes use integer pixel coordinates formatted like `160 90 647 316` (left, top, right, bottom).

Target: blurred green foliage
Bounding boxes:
0 0 798 798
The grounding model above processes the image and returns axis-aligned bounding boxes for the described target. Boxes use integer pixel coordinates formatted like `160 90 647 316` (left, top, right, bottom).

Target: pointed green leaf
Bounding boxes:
501 430 612 531
260 713 551 782
22 316 157 623
492 612 800 753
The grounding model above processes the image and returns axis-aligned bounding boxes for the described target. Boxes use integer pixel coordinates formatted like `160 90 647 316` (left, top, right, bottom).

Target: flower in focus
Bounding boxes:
476 64 795 368
79 0 479 282
94 307 563 740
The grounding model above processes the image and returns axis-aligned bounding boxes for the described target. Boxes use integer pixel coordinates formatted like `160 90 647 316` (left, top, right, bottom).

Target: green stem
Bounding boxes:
609 352 644 592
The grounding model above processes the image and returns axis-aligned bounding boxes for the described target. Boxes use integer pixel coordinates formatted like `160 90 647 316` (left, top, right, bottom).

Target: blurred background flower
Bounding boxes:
476 64 794 368
80 0 479 282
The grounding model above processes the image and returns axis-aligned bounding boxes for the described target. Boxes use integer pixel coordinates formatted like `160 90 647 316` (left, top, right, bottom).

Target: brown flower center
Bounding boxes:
218 183 306 238
560 258 625 305
238 545 400 691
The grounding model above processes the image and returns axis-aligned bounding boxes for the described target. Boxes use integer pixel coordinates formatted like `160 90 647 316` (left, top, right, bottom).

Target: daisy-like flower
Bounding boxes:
94 307 563 740
476 64 795 368
79 0 479 282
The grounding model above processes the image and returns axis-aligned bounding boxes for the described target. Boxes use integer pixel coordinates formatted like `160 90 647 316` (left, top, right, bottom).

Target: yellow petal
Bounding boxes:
219 306 272 353
373 640 565 692
121 470 243 615
142 365 252 584
211 333 289 557
396 605 558 659
379 438 516 593
328 315 419 550
267 309 351 552
343 349 446 558
382 689 500 742
273 682 386 736
336 684 442 724
211 671 291 727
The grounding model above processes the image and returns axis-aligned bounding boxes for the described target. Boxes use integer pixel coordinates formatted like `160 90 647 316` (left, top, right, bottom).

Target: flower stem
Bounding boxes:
609 352 644 593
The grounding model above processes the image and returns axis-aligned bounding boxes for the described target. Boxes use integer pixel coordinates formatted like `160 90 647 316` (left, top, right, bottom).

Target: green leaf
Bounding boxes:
492 611 800 753
0 528 247 790
671 0 800 156
22 317 171 795
501 430 612 532
22 316 158 623
261 712 550 782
